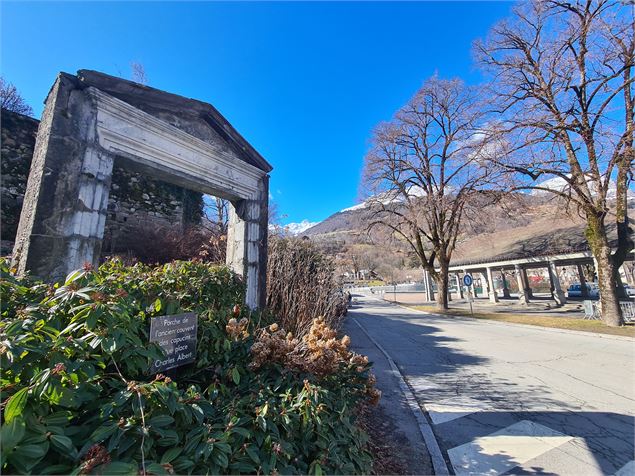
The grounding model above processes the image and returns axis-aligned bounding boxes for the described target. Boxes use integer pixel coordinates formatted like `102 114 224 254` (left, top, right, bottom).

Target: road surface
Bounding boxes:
345 295 635 475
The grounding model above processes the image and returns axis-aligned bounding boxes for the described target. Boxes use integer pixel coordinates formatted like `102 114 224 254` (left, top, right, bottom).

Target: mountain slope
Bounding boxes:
302 194 634 266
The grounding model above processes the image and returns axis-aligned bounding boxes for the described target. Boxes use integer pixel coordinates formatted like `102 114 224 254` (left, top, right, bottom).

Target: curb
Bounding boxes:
351 317 450 476
391 302 635 342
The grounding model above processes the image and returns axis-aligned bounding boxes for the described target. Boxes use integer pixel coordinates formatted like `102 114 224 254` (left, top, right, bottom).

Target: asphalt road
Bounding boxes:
346 295 635 476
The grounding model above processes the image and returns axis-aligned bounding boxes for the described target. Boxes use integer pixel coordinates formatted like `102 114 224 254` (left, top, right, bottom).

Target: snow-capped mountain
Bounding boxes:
339 186 429 213
279 220 320 235
340 202 368 213
531 175 635 199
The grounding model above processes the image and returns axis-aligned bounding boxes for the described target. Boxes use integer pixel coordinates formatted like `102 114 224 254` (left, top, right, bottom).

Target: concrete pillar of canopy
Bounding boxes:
548 261 567 306
455 273 464 299
501 269 511 298
515 264 530 304
521 268 534 298
480 271 488 299
486 267 499 303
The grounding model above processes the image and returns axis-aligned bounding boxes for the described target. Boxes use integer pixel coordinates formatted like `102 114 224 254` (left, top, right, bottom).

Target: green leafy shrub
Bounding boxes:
0 258 374 475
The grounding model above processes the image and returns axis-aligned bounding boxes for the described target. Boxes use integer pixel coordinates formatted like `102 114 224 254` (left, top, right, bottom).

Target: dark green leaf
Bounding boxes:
148 415 174 428
246 445 260 464
160 446 182 464
14 442 49 460
50 434 77 458
1 417 25 455
93 461 138 475
145 463 168 475
38 464 73 474
89 423 118 443
231 427 251 438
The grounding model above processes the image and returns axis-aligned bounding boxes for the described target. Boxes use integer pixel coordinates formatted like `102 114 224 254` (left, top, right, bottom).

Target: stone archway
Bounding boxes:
12 70 272 309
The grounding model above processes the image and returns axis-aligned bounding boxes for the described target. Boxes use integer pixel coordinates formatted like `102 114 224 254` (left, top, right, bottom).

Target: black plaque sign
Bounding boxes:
149 313 198 373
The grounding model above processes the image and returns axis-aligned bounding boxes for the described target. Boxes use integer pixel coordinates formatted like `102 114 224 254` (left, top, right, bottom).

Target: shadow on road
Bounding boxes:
437 411 635 475
347 295 635 474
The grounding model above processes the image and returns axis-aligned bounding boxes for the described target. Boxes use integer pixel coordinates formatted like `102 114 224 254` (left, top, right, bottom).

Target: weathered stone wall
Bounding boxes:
1 108 202 255
1 109 39 248
101 161 203 255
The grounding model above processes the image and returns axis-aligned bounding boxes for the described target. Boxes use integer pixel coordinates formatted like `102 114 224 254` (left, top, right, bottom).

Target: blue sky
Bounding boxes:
1 1 512 225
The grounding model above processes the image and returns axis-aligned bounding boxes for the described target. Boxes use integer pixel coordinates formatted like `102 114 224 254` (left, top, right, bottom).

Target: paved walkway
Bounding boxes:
382 291 594 319
347 294 635 475
344 317 433 475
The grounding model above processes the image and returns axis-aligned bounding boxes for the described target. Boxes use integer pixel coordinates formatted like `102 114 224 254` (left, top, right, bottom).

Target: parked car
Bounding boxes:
624 285 635 298
567 283 600 299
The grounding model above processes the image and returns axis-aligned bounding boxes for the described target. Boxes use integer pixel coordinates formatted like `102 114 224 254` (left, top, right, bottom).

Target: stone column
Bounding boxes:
577 264 588 298
501 269 511 298
515 264 530 304
12 74 115 281
226 175 269 309
479 272 487 298
455 273 464 299
521 268 534 298
486 267 499 303
548 261 567 305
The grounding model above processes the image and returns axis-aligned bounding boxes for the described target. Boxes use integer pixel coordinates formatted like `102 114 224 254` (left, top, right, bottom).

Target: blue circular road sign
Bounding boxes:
463 274 473 287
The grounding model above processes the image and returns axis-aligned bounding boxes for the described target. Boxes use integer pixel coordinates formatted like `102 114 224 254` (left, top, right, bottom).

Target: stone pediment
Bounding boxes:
74 69 272 174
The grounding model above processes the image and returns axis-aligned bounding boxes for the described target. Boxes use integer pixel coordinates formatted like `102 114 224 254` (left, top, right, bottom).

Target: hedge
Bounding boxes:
0 258 376 475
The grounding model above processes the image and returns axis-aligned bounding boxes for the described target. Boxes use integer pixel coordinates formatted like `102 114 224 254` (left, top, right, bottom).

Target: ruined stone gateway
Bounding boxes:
12 70 272 309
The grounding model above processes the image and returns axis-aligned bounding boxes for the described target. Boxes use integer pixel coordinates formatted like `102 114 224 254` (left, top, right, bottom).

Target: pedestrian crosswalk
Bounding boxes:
409 382 635 475
447 420 574 475
425 396 492 426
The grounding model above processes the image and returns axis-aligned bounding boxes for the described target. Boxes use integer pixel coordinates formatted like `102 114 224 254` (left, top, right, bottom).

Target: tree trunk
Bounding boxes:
435 264 450 310
586 213 624 327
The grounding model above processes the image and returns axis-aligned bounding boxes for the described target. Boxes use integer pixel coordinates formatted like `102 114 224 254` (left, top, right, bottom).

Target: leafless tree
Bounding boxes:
130 62 148 85
362 77 500 310
203 196 229 235
475 0 634 326
348 244 372 278
0 78 33 116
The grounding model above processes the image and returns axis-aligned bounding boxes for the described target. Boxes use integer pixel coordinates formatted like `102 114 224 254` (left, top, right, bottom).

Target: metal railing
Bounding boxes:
583 300 635 323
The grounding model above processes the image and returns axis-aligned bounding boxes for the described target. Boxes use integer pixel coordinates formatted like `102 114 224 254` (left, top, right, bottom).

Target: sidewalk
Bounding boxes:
343 316 434 475
383 291 589 318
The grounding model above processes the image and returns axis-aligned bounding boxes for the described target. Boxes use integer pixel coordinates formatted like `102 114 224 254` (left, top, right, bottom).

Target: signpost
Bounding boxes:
149 313 198 374
463 274 474 315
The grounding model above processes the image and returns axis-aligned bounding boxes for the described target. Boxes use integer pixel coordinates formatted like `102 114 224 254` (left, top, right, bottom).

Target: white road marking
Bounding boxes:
407 376 441 391
447 420 574 476
615 460 635 476
425 396 490 425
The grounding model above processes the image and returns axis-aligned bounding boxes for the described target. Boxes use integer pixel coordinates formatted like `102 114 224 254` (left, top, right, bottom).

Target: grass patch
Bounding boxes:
410 306 635 338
